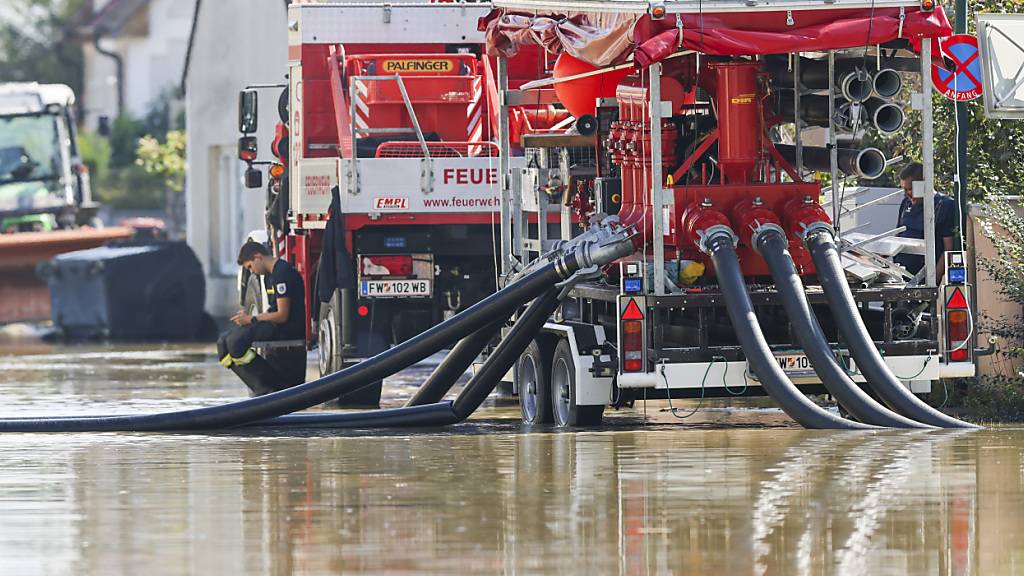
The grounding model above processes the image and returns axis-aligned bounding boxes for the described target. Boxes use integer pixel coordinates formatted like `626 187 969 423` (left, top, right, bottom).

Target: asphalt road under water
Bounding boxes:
0 341 1021 575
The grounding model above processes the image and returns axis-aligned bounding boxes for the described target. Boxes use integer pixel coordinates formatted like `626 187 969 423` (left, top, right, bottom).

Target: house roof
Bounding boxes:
67 0 151 38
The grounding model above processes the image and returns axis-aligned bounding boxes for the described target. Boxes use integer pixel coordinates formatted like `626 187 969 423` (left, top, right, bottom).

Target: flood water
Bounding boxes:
0 340 1022 575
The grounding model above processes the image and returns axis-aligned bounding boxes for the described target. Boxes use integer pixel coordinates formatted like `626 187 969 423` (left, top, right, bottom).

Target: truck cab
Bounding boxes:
0 83 96 232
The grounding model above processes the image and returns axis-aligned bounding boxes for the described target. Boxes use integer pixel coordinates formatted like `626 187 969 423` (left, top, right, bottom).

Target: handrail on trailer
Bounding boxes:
348 74 435 196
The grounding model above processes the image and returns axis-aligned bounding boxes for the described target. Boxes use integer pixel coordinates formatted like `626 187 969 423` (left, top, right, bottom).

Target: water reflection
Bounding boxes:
0 345 1021 574
2 428 1019 575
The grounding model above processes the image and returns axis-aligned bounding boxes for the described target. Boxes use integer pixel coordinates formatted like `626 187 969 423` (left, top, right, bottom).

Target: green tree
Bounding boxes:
0 0 84 96
136 130 186 235
136 130 186 194
867 0 1024 197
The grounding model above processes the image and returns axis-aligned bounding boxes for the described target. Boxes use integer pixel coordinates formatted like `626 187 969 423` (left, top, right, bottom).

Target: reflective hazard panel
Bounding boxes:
621 298 644 320
946 287 968 309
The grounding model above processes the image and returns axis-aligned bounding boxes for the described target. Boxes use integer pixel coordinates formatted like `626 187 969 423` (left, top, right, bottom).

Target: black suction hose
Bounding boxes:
805 230 978 429
0 263 567 432
705 230 873 430
451 288 562 418
250 288 562 428
756 229 930 428
404 317 508 407
254 402 460 428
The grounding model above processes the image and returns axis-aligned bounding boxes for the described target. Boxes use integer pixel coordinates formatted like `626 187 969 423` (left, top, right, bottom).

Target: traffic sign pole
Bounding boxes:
955 0 968 251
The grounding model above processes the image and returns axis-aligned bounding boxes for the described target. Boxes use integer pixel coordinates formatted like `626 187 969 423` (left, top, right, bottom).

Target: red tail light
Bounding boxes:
947 310 969 342
622 320 644 372
361 255 413 276
945 290 971 361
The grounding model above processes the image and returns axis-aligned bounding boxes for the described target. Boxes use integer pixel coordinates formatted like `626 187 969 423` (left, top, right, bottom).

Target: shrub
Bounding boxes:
973 198 1024 420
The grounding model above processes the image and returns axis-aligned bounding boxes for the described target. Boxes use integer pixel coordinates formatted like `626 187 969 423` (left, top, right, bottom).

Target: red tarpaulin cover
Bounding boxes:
483 7 952 67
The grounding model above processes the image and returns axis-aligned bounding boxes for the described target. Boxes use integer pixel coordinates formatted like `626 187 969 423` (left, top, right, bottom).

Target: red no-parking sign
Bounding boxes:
932 34 984 101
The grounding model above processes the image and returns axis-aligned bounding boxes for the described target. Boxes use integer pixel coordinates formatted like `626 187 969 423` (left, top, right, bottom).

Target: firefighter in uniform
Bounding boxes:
218 240 306 395
894 162 957 283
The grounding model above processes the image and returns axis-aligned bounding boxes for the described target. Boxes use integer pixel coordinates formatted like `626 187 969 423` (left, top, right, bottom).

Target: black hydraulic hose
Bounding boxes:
404 317 508 407
705 231 873 430
756 230 929 428
249 288 562 428
0 263 567 432
806 230 978 429
451 288 562 418
253 402 460 428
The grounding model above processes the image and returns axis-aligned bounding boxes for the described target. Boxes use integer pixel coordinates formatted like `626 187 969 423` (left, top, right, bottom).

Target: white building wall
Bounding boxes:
185 0 288 318
81 0 192 130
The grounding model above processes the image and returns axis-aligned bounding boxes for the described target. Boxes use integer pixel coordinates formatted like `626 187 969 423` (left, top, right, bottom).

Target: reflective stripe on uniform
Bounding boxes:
219 354 234 368
232 348 257 366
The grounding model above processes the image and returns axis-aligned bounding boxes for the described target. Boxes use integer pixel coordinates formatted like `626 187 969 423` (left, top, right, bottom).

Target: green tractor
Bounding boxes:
0 83 98 233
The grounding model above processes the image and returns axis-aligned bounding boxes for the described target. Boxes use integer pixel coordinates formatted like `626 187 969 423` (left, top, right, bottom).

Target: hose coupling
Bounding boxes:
750 222 787 254
798 220 835 242
554 217 638 279
697 224 739 254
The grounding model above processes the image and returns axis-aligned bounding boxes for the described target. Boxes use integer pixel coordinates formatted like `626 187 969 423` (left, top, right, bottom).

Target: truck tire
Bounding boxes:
550 339 604 428
319 290 383 407
318 290 344 377
517 339 554 425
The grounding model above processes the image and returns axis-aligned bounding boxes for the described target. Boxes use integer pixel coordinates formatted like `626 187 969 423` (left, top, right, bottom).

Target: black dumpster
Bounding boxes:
41 241 206 340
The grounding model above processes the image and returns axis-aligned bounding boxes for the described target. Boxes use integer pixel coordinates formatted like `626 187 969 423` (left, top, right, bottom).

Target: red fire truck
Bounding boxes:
236 1 560 404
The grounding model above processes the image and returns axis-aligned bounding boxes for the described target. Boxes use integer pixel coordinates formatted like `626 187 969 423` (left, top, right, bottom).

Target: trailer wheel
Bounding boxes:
318 291 343 376
518 340 553 424
551 339 604 428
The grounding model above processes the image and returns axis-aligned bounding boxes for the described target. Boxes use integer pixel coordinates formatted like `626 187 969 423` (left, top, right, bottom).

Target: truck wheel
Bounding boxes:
318 291 343 376
518 340 553 424
551 339 604 428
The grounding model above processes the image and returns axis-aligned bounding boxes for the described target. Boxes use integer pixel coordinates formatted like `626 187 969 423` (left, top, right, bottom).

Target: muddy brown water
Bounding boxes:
0 341 1021 575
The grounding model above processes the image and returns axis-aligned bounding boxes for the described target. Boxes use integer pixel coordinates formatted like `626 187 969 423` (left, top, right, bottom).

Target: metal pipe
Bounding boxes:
862 98 905 134
872 68 903 99
93 34 124 118
650 62 666 295
806 229 978 428
921 41 937 287
756 229 930 428
776 144 886 180
703 229 874 430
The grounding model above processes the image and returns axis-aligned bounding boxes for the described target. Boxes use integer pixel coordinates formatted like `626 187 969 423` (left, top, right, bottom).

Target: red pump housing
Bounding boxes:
664 59 825 276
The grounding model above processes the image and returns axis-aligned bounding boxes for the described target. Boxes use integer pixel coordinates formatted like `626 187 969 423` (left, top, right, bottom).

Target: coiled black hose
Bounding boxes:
756 229 930 428
705 230 873 430
806 230 977 429
0 263 566 432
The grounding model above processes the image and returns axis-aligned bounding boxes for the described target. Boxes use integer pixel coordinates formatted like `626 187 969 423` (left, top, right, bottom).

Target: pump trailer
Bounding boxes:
486 0 980 428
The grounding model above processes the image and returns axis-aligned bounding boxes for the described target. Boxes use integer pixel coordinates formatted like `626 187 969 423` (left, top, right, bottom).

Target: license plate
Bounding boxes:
360 279 431 298
775 353 814 375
